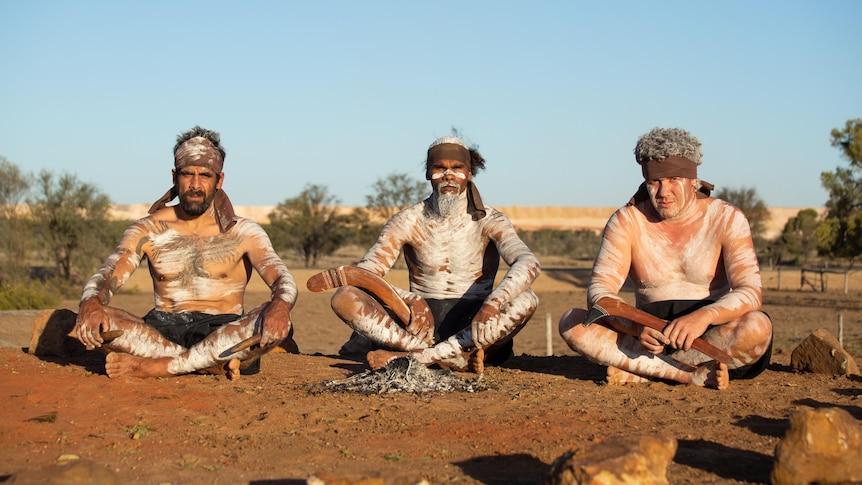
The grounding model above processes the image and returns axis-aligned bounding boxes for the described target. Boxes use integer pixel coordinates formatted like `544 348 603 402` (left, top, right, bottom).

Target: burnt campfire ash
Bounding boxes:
324 356 487 394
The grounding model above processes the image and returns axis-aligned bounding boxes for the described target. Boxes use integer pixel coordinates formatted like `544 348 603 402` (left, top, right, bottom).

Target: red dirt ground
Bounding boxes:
1 267 861 484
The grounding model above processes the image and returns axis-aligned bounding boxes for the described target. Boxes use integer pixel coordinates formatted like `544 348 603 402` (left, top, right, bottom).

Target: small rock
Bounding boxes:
545 434 677 485
772 407 862 485
790 328 859 375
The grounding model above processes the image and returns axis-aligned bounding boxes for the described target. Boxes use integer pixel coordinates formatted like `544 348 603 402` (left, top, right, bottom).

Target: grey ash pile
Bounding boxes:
325 356 487 394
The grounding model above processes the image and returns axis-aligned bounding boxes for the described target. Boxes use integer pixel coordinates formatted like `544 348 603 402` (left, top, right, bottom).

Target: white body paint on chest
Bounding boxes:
357 195 539 304
590 198 761 314
147 229 244 313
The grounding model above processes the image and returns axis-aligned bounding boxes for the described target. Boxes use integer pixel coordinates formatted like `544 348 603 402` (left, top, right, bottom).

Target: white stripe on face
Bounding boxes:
431 169 467 180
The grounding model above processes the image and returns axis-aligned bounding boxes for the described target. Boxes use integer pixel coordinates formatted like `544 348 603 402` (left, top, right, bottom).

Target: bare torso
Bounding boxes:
145 223 251 314
81 208 295 316
590 197 762 319
356 198 539 305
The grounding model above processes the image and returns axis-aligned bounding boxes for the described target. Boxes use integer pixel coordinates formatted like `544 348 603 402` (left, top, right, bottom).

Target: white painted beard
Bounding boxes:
437 193 460 218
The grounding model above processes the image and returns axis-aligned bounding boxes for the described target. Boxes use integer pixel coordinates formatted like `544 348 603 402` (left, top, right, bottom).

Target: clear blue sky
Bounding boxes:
1 1 859 209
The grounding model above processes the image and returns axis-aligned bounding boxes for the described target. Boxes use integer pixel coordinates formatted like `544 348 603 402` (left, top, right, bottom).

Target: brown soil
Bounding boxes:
1 267 861 484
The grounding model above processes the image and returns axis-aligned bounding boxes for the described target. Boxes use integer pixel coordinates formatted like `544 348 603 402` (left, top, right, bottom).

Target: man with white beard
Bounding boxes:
318 135 540 372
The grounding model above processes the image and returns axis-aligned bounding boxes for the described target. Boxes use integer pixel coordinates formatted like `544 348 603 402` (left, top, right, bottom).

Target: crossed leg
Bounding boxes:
334 286 538 372
559 308 771 390
93 306 272 379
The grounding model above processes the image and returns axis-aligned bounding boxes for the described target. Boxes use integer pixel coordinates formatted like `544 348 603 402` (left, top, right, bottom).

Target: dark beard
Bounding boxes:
179 190 214 216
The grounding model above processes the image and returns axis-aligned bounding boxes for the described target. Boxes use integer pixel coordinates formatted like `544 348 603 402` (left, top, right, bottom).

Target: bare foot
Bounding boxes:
199 359 241 379
690 361 729 390
606 366 650 385
468 348 485 374
105 352 172 379
225 359 241 381
438 348 485 373
367 349 407 370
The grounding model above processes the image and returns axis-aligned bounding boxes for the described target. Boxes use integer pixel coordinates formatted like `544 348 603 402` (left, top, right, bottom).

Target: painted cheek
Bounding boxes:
430 169 467 180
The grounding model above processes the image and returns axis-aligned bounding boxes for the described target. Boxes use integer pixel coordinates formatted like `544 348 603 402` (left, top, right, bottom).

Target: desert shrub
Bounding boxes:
517 229 601 261
0 280 61 310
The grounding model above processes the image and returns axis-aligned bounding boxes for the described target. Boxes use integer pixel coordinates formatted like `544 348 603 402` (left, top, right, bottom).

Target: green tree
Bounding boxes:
775 209 821 265
0 157 32 285
29 170 113 282
714 186 771 242
341 206 382 249
364 172 427 220
819 118 862 262
268 184 349 268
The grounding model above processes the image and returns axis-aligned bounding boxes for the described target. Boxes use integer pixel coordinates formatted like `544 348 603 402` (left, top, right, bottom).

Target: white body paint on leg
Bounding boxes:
412 290 538 368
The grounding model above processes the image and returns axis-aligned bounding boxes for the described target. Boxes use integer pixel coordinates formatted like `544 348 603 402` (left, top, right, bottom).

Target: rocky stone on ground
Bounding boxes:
27 308 82 357
790 328 860 375
545 434 677 485
771 407 862 485
7 457 120 485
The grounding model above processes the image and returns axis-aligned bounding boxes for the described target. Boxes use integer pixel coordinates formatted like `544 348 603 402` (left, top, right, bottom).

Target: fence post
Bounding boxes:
839 313 844 347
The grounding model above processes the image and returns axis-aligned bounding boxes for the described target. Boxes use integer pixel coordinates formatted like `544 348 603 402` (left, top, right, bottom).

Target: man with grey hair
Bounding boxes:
310 135 540 372
75 126 298 379
559 127 772 390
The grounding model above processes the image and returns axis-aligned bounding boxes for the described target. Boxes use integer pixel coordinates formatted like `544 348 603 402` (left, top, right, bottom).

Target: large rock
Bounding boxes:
27 309 84 357
7 458 120 484
790 328 859 375
545 435 677 485
772 407 862 485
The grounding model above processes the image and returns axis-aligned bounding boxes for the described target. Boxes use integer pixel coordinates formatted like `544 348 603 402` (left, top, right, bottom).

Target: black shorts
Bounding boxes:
142 310 260 375
639 300 772 380
425 298 513 365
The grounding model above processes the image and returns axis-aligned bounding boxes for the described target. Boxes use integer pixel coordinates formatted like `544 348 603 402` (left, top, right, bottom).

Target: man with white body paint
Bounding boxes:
75 126 298 379
559 127 772 390
329 135 540 372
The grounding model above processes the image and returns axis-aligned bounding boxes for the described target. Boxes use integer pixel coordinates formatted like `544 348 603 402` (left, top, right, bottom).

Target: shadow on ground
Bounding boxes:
455 453 549 485
675 439 773 484
503 354 607 382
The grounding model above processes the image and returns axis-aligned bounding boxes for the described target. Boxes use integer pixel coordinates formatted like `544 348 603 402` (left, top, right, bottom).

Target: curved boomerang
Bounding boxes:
223 267 418 359
306 265 411 325
584 296 734 365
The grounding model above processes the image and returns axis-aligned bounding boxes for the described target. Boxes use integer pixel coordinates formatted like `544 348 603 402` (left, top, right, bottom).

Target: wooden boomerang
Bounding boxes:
67 329 124 342
306 265 411 324
219 334 262 359
583 297 734 365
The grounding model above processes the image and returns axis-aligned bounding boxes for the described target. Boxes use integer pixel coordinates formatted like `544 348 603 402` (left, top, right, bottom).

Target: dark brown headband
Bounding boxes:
640 155 697 180
427 143 471 167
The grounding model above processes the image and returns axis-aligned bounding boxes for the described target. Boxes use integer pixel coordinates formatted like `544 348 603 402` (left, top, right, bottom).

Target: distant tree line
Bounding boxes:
0 158 127 309
1 118 860 309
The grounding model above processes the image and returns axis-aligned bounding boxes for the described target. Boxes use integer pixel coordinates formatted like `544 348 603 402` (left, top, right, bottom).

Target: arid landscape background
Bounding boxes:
108 204 822 240
1 206 860 484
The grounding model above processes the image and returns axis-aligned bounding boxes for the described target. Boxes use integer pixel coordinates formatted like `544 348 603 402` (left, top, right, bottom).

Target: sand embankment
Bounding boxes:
110 204 824 240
